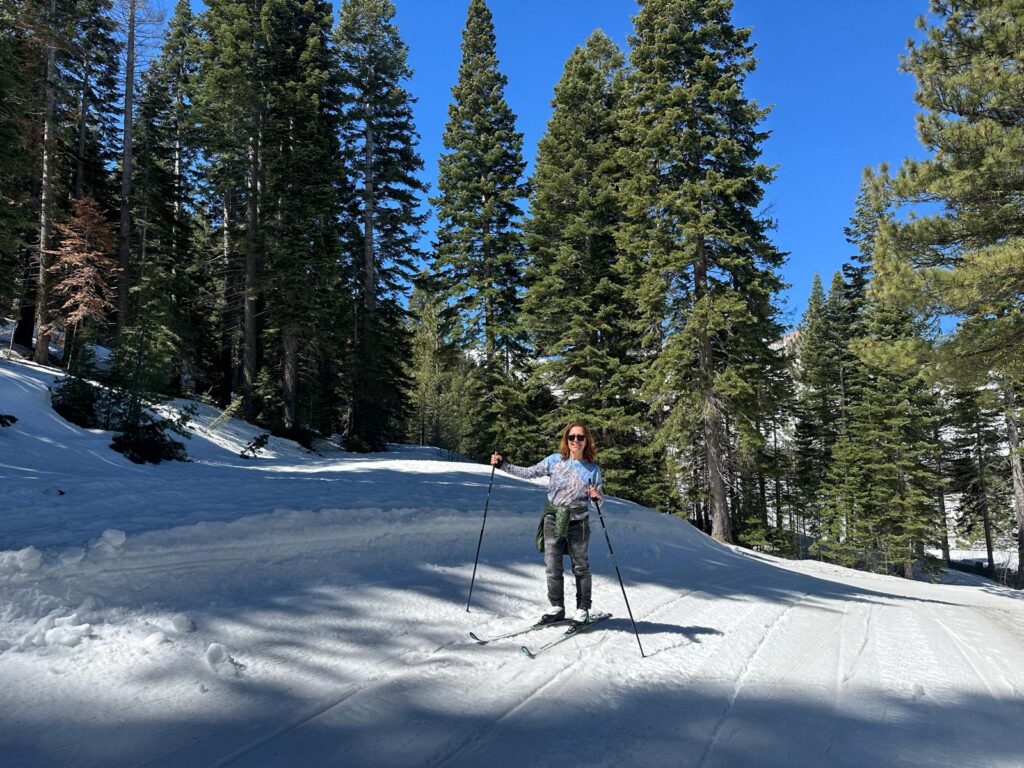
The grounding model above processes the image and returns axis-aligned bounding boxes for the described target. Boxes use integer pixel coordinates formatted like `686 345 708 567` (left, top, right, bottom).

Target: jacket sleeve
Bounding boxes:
499 455 553 480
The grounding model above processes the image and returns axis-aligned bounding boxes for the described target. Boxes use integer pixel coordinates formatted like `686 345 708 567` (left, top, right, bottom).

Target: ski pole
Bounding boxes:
466 460 497 612
594 496 645 658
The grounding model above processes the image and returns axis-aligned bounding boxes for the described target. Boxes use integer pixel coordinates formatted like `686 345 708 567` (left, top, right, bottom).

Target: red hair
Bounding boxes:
559 422 597 462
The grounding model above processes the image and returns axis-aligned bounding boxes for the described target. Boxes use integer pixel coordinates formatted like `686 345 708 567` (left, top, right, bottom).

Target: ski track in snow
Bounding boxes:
4 359 1024 767
694 589 811 768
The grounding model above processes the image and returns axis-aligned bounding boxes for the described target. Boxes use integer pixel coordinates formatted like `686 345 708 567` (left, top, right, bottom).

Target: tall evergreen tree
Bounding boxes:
194 0 269 421
133 0 204 390
431 0 527 455
947 385 1013 570
335 0 426 449
405 279 483 455
259 0 343 433
894 0 1024 582
618 0 786 541
522 30 665 506
818 223 940 576
0 0 44 314
30 0 65 364
791 274 835 544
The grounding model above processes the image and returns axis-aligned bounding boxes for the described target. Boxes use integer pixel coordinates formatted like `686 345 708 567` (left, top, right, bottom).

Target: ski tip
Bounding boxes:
520 646 535 658
469 632 487 645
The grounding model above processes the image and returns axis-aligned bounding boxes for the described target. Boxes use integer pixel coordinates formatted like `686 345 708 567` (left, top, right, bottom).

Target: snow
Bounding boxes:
2 357 1024 767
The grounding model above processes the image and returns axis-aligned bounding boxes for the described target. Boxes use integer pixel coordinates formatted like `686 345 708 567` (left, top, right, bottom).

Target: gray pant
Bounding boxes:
544 514 591 610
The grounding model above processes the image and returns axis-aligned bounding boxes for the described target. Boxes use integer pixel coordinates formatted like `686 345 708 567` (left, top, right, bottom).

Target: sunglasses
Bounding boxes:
566 434 587 442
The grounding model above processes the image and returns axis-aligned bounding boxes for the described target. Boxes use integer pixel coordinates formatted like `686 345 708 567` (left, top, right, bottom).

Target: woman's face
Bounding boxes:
566 427 587 459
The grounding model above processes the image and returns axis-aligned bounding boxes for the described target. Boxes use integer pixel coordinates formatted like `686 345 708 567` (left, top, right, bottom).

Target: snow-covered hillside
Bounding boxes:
2 358 1024 768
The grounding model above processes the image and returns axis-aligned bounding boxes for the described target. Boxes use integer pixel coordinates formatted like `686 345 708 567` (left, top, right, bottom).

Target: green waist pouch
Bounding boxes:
536 501 585 552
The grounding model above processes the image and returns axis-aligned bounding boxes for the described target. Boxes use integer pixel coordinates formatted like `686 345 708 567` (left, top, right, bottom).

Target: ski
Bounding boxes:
469 619 571 645
520 612 612 658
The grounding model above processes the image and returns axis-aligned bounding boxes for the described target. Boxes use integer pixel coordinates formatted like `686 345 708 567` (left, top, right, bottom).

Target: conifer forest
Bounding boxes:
2 0 1022 585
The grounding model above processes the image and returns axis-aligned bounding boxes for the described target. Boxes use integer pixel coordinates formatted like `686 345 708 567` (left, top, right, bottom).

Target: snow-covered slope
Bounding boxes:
2 358 1024 768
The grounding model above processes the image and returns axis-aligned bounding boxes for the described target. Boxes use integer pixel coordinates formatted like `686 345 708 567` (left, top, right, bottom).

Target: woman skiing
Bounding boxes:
491 422 603 626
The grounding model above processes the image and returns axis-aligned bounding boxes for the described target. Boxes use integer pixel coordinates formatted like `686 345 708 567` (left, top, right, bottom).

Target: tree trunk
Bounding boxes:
282 329 299 430
1000 382 1024 588
933 423 950 563
695 242 731 543
14 251 36 348
773 420 784 528
362 110 375 313
116 0 137 337
172 61 184 260
242 130 260 422
977 422 994 571
75 50 91 198
33 0 59 366
217 193 235 408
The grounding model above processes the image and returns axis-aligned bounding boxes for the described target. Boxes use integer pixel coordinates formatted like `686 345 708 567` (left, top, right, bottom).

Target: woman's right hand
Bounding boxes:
490 452 502 466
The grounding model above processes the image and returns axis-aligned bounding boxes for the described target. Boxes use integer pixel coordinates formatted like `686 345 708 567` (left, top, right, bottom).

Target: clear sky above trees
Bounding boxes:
180 0 928 326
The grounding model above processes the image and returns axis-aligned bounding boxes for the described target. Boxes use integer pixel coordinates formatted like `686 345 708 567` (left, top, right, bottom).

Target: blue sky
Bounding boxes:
390 0 930 328
181 0 932 328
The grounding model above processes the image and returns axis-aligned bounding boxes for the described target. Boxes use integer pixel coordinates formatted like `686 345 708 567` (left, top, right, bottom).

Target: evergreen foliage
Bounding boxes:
431 0 527 456
259 0 343 433
946 385 1014 568
336 0 426 449
132 0 204 393
617 0 787 541
0 0 44 311
892 0 1024 583
817 223 941 576
521 30 666 507
404 277 497 459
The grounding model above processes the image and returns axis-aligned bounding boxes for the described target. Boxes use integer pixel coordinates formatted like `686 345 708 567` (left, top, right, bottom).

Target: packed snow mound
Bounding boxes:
3 356 1024 768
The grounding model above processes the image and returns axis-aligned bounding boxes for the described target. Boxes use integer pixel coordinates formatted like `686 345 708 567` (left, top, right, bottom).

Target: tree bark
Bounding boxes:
33 0 59 366
362 109 375 312
242 129 261 421
217 193 235 408
116 0 138 338
282 328 298 430
75 50 91 199
14 251 36 348
695 242 732 543
933 423 950 563
999 382 1024 588
976 420 994 571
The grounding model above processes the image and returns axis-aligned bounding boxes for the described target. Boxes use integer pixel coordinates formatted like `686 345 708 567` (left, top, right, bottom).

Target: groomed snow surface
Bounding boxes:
2 358 1024 768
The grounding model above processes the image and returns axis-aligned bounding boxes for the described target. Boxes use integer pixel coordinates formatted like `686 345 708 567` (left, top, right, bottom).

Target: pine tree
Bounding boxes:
66 0 120 204
431 0 527 454
0 0 44 313
818 223 940 576
47 194 118 366
406 282 454 448
133 0 204 391
618 0 786 541
30 0 64 364
894 0 1024 582
791 274 835 543
259 0 344 434
335 0 426 449
194 0 269 421
521 30 665 506
947 385 1013 571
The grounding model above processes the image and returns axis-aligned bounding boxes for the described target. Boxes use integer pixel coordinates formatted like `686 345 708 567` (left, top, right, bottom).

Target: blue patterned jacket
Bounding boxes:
499 454 603 520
